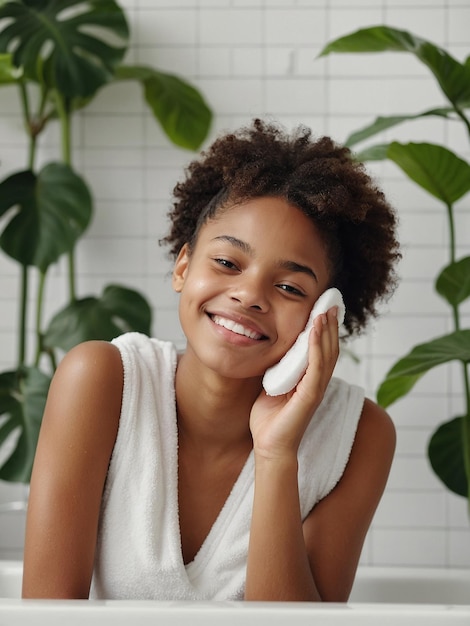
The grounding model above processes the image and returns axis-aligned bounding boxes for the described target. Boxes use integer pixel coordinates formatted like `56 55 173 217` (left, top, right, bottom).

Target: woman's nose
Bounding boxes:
229 275 269 312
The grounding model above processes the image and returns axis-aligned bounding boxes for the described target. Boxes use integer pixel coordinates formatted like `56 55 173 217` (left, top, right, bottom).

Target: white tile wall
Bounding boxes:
1 0 469 568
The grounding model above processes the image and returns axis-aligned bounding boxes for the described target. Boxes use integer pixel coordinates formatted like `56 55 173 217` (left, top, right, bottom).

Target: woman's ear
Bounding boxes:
172 243 190 293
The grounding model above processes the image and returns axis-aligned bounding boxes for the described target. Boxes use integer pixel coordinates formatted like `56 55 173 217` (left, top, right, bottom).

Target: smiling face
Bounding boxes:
172 196 331 382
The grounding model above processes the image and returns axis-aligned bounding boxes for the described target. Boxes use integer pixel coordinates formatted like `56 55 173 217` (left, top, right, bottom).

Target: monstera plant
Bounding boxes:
320 26 470 514
0 0 212 482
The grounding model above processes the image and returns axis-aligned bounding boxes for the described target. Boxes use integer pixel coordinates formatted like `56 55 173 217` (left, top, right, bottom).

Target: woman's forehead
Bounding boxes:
196 197 331 283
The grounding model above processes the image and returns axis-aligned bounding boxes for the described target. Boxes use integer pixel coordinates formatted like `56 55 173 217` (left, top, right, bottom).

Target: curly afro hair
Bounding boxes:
162 119 400 338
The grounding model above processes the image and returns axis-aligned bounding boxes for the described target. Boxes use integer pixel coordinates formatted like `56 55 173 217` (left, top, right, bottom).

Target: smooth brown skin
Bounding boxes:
22 198 395 601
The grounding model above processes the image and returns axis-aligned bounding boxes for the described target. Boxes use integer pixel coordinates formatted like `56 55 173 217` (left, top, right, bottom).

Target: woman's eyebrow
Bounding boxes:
213 235 252 254
212 235 318 282
279 260 318 283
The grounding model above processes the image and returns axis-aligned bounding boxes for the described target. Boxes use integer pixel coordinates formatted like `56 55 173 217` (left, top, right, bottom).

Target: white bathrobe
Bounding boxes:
90 332 364 600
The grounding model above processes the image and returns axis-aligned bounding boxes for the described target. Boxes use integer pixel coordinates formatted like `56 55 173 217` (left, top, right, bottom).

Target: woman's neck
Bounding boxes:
175 351 261 454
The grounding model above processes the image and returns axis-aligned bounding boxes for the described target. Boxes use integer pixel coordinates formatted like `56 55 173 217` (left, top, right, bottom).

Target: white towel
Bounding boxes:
90 333 364 600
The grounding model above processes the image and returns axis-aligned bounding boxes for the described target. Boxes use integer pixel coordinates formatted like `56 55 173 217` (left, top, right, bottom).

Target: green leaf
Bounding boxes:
345 108 454 148
376 372 423 410
318 25 470 107
428 417 468 497
0 0 129 98
387 142 470 205
115 65 212 151
100 284 152 334
0 367 51 483
0 51 22 84
351 143 390 162
0 163 92 271
377 330 470 408
350 141 470 202
436 257 470 306
43 284 152 352
420 40 470 108
319 25 421 55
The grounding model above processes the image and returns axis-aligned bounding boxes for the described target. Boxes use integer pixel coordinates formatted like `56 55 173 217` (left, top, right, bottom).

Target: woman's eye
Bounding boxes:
214 258 238 270
277 284 305 297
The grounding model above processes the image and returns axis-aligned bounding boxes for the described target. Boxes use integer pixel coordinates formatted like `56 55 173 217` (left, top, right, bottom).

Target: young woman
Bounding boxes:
22 119 400 601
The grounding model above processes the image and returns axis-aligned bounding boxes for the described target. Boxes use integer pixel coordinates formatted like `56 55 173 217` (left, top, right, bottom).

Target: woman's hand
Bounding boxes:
250 307 340 460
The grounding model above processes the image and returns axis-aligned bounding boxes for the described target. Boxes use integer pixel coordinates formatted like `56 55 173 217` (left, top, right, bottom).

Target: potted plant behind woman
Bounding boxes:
319 25 470 516
0 0 212 484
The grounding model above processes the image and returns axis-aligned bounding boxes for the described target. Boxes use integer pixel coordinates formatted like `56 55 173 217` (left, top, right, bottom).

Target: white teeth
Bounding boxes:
211 315 262 340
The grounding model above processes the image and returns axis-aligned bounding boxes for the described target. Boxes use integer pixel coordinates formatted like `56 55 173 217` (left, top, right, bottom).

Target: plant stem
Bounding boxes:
18 82 36 169
55 94 72 166
17 82 35 368
447 199 470 514
18 266 28 368
34 271 47 368
448 105 470 515
445 202 456 266
454 106 470 142
68 252 76 302
462 365 470 507
54 91 77 302
47 348 58 373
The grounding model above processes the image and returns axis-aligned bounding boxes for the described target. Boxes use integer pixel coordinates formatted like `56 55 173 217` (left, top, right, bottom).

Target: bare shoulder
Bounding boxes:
31 339 124 521
52 339 123 388
354 398 396 467
326 396 396 516
49 340 123 403
308 396 395 517
41 340 124 445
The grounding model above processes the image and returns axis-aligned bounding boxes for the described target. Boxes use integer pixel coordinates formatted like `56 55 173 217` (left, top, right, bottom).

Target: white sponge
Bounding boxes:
262 288 345 396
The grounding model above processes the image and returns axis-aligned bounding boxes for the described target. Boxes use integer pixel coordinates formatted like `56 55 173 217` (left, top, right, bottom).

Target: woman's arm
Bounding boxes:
22 340 123 599
246 450 321 600
245 310 395 601
245 399 395 602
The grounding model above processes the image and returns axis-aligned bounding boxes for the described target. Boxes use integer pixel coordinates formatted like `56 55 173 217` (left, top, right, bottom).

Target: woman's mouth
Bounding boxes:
209 314 266 340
